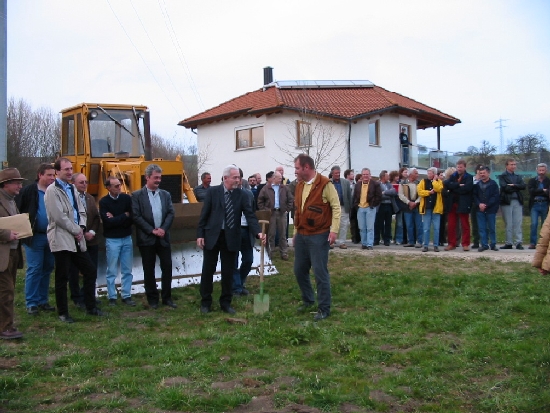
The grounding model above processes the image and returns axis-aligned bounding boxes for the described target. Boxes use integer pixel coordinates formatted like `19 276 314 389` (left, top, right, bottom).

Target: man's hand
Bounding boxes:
328 232 337 245
479 203 487 212
257 233 266 245
106 212 114 219
74 229 84 241
152 228 165 238
9 231 18 241
84 232 95 241
197 238 205 249
408 201 416 210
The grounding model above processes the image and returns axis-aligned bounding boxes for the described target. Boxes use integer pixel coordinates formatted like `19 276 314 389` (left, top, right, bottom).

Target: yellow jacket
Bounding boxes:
417 178 444 214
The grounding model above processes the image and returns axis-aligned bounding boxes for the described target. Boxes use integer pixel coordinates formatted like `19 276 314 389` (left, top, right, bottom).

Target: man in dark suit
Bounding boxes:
197 165 264 314
132 164 176 309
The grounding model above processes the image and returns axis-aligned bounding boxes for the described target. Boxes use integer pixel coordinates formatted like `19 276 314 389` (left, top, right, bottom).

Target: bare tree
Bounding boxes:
506 133 547 171
274 114 347 174
7 97 60 181
466 140 497 168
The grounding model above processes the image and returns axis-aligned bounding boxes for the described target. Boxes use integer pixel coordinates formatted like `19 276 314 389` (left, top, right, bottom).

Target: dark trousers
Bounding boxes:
68 244 98 304
350 207 361 244
139 239 172 305
471 203 479 245
53 249 97 316
0 250 19 332
200 231 237 310
233 227 254 293
374 203 393 244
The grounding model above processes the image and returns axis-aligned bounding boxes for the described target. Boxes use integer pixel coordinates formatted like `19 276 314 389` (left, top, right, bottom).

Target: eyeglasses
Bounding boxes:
112 184 121 188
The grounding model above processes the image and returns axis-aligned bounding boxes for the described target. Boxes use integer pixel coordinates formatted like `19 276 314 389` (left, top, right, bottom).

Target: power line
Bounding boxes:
105 0 182 118
158 0 204 111
128 0 191 114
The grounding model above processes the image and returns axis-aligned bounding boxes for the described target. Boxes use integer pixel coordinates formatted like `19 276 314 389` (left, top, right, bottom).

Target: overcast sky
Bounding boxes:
7 0 550 154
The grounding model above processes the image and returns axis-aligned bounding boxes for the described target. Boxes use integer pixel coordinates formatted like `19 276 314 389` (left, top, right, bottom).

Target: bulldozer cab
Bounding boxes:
60 103 151 197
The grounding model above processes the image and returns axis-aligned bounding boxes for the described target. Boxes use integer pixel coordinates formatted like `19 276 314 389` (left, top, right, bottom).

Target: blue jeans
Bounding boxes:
294 231 331 314
357 206 378 247
422 210 440 247
24 233 55 307
530 202 549 245
105 236 134 299
395 211 404 244
404 209 422 244
477 211 496 248
233 227 254 293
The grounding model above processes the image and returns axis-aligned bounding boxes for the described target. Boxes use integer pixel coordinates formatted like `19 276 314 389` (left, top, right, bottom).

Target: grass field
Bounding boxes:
1 244 549 412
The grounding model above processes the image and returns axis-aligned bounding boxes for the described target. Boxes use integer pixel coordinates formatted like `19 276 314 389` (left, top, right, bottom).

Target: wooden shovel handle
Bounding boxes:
258 220 269 283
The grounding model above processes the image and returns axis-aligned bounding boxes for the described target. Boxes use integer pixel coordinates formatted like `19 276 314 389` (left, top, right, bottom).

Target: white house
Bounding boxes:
179 68 460 180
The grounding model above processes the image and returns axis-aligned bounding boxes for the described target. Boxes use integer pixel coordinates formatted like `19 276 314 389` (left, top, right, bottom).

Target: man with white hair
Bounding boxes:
197 165 264 314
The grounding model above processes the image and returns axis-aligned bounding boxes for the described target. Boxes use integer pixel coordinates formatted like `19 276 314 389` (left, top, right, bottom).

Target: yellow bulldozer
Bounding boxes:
59 103 275 294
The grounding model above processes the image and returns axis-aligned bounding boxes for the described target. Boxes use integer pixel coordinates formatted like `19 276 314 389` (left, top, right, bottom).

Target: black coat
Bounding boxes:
444 172 474 214
498 171 526 205
528 176 550 209
131 187 174 247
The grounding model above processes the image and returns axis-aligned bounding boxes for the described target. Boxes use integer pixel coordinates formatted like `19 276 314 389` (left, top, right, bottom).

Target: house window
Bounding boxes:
369 120 380 146
297 120 312 147
236 125 264 150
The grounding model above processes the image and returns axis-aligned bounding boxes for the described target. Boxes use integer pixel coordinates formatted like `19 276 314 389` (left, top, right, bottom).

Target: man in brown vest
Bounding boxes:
293 154 341 321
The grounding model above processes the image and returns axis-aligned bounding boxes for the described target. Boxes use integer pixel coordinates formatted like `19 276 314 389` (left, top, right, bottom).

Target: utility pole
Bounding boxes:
494 118 509 154
0 0 6 168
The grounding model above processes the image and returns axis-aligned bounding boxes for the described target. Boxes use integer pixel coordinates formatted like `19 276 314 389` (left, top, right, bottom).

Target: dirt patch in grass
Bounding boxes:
162 376 191 386
0 357 18 369
211 379 241 390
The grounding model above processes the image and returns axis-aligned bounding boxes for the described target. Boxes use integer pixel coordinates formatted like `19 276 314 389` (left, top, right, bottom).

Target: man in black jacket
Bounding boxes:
499 159 526 249
527 163 550 249
15 163 56 315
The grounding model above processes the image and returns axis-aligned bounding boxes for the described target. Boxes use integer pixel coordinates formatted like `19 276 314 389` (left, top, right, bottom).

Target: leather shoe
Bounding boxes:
108 298 117 306
313 311 329 321
241 288 249 296
200 305 211 314
163 300 177 308
122 298 136 306
222 306 236 314
59 314 75 323
500 244 513 250
444 245 456 251
529 244 536 250
87 308 106 316
0 329 23 339
38 303 55 311
27 306 39 315
516 243 524 250
463 246 470 251
403 243 415 247
149 302 159 309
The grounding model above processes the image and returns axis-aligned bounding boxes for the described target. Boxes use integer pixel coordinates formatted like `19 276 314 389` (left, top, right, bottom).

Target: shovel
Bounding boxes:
254 220 270 314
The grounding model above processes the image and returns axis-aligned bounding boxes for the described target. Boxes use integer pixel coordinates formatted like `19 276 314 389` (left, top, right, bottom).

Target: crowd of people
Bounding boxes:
1 155 548 339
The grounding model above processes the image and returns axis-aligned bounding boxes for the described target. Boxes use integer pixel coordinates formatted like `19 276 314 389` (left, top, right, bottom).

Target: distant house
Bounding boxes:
179 68 460 180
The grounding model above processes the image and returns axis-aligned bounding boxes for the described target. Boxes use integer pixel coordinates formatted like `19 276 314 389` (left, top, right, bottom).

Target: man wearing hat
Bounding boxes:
0 168 25 339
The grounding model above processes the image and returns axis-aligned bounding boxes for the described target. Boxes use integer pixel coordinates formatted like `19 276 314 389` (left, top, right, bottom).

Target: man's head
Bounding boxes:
255 173 262 184
427 167 437 180
475 164 484 178
330 166 341 182
537 163 547 177
275 166 285 177
105 176 122 197
294 154 316 182
379 170 388 182
361 168 371 183
201 172 211 187
344 169 354 182
456 159 467 175
408 168 419 181
478 166 491 182
72 173 88 194
54 157 73 183
505 159 517 173
145 164 162 191
265 171 274 184
37 163 55 187
248 175 257 186
222 164 241 190
272 171 282 186
0 168 25 196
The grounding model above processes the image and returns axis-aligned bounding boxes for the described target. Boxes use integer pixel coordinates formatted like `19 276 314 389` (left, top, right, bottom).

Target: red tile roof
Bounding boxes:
178 84 460 129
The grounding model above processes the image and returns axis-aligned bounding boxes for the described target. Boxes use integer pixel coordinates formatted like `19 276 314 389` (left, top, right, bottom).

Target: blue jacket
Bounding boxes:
474 179 500 214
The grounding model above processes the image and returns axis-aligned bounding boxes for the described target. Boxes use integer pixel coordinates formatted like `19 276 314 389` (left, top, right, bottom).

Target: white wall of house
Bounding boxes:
195 111 350 182
349 114 417 176
195 111 418 183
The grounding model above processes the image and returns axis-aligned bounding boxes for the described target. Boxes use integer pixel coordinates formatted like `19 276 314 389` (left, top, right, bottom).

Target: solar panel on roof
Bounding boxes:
266 80 374 89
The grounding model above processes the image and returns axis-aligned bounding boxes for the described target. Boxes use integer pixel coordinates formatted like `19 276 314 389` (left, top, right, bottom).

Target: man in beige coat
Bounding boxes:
45 158 104 323
0 168 25 339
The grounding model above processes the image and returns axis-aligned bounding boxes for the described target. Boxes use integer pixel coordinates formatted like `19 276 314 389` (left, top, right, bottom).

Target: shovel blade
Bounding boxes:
253 293 270 314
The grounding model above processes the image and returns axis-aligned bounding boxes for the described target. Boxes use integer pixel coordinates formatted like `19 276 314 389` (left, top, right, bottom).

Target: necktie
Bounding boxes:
225 191 234 229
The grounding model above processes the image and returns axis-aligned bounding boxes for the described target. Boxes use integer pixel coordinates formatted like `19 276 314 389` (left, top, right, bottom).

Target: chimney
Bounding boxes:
263 66 273 85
